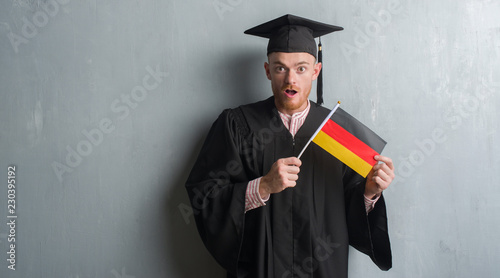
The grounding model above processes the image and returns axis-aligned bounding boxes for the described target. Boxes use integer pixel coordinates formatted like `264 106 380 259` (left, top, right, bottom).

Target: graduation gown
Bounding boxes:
185 97 391 278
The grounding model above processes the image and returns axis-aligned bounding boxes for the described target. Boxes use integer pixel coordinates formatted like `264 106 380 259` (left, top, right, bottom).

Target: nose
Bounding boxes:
285 70 296 85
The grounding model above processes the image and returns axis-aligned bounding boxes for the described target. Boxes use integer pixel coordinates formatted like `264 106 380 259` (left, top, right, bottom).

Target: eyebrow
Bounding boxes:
271 61 311 66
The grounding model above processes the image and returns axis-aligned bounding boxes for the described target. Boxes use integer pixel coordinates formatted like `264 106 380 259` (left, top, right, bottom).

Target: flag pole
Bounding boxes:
297 101 341 159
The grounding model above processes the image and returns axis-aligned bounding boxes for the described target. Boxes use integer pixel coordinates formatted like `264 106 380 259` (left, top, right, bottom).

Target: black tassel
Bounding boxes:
317 37 323 106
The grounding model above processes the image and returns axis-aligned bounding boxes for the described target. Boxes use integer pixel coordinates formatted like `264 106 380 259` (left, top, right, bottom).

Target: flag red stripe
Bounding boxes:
321 119 378 166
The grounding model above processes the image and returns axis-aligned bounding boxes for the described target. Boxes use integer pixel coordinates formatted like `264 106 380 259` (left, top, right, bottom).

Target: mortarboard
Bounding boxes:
244 14 343 105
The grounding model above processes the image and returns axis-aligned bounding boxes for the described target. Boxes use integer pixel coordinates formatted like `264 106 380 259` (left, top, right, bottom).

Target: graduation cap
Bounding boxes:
244 14 343 105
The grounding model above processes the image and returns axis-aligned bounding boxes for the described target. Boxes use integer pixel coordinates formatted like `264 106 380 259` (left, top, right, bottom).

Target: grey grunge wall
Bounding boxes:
1 0 499 277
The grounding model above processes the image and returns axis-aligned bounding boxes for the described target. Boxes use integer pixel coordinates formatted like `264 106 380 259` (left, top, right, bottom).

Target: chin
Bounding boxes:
274 92 308 112
280 100 305 113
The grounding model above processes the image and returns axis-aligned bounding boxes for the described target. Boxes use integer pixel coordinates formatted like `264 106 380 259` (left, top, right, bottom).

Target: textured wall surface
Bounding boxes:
0 0 499 277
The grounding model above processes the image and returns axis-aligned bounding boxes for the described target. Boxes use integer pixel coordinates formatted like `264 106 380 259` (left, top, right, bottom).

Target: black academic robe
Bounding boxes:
185 97 391 278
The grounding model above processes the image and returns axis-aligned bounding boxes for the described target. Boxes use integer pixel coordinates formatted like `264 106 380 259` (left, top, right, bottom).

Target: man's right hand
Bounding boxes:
259 157 302 199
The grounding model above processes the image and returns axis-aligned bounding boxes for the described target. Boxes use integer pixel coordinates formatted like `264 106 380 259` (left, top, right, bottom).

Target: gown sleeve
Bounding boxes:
185 109 250 275
343 167 392 271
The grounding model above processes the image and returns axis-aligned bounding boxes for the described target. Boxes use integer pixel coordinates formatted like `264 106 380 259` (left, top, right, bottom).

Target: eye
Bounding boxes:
297 66 306 73
276 66 286 72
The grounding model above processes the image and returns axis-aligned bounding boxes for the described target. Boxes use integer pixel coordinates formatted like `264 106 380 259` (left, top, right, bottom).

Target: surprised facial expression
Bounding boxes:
265 52 322 115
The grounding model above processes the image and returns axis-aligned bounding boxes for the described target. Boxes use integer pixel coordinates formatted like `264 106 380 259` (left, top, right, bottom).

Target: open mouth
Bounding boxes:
284 89 298 97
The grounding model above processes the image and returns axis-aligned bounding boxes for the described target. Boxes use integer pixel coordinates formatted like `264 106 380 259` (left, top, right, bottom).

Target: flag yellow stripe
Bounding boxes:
313 130 373 177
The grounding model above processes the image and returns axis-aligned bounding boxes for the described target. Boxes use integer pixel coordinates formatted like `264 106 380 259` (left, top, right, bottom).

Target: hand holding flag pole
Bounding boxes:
297 101 341 159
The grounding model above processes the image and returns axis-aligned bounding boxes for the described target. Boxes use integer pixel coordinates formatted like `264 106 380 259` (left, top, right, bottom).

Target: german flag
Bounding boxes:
312 107 386 178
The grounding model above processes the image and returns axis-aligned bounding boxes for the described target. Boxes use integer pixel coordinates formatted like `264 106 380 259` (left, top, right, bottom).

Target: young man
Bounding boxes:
186 14 394 278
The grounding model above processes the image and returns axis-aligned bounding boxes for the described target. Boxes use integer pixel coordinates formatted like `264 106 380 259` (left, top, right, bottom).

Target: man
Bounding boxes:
186 14 394 278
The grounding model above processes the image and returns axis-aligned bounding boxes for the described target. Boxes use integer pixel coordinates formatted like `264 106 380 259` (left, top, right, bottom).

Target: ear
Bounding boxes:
264 62 272 80
311 62 322 81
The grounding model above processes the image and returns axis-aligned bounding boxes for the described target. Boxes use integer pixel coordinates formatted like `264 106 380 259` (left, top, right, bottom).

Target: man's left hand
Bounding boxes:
365 155 395 199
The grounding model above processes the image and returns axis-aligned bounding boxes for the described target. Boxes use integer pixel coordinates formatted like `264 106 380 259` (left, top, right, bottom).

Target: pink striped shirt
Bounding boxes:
244 101 379 213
